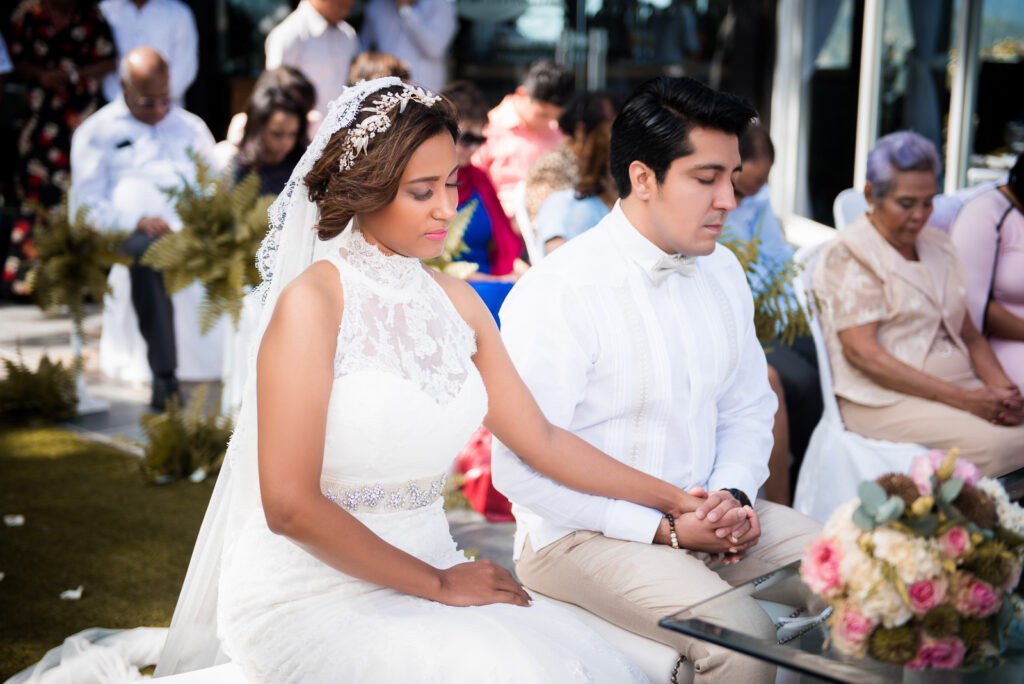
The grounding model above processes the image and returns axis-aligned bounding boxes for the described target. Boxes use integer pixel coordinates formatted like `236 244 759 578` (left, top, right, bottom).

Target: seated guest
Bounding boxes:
814 131 1024 474
727 124 821 505
950 152 1024 390
231 84 309 195
70 47 219 408
221 66 317 158
346 49 409 85
535 118 616 254
442 80 524 278
523 90 616 224
472 60 574 218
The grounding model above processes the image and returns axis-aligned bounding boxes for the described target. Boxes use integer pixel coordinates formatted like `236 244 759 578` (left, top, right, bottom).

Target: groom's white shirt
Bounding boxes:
492 201 776 560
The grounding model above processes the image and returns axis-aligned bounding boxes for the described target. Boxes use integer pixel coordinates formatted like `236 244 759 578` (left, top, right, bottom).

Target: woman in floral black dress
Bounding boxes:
4 0 115 296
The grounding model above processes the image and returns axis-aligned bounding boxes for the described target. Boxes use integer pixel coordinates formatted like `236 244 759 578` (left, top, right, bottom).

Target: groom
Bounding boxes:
492 77 821 682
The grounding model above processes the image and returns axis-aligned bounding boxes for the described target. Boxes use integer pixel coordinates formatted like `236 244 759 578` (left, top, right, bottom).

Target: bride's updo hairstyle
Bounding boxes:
305 83 459 240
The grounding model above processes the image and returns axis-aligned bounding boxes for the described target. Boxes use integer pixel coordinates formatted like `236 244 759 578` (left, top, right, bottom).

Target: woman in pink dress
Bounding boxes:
950 152 1024 389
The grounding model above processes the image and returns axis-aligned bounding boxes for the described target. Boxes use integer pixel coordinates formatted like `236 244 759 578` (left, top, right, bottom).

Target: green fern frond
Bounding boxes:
424 199 478 275
719 220 811 347
0 352 78 425
142 151 276 332
141 382 232 483
24 198 130 338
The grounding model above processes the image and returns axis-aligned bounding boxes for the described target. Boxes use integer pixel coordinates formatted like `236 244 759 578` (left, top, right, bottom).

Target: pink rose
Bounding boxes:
938 527 970 560
802 538 842 596
910 451 944 495
908 576 948 615
909 635 966 670
952 460 981 487
951 572 1001 618
831 602 872 651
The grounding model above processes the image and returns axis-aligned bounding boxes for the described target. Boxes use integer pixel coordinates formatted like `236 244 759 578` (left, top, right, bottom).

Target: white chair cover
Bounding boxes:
512 180 545 265
831 188 868 231
791 242 928 523
99 265 226 383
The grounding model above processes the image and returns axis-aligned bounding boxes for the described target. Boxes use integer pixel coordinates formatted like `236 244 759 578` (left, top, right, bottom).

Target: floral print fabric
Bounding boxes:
4 0 115 295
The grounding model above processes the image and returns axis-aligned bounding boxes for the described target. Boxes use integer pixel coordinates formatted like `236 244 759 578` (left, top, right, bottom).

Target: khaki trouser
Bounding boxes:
516 501 821 684
840 347 1024 476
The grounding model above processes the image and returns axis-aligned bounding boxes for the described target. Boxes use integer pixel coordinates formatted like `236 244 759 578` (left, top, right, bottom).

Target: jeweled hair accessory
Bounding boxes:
337 84 442 172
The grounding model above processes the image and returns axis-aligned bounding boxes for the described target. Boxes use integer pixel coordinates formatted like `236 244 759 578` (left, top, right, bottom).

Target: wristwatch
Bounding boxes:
722 487 751 508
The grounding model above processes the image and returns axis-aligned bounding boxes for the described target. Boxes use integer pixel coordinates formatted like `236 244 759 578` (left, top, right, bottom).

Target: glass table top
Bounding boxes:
659 561 1024 683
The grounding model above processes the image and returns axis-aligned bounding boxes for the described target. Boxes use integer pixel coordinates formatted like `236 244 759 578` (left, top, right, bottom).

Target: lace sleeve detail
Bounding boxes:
817 243 889 331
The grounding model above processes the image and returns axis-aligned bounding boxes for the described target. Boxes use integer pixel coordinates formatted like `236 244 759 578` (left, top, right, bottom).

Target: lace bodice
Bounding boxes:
317 227 486 487
327 227 477 402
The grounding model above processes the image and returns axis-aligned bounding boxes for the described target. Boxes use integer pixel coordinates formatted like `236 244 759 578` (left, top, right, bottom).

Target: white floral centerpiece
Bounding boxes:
801 449 1024 670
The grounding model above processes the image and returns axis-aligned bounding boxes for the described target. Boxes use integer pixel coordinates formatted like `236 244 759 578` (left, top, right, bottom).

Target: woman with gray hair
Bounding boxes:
813 131 1024 475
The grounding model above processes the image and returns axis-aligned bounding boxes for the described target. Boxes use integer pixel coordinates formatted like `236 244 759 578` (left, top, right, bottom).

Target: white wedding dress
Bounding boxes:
215 227 648 683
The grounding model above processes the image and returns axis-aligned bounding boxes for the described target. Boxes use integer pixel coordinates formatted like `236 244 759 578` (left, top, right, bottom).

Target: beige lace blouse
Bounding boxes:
813 214 970 407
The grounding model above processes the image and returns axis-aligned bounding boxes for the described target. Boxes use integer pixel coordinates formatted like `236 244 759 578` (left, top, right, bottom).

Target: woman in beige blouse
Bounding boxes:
814 131 1024 475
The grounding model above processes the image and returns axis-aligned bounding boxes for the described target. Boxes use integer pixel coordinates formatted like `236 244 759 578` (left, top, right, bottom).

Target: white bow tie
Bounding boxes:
649 253 697 285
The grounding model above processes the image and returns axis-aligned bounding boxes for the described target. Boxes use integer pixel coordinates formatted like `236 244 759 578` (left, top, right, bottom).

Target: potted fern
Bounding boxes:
25 199 129 414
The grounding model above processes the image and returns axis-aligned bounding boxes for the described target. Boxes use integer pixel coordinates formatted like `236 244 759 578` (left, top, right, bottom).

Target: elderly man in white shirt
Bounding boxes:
360 0 457 91
265 0 358 119
99 0 198 105
492 77 821 683
70 47 219 409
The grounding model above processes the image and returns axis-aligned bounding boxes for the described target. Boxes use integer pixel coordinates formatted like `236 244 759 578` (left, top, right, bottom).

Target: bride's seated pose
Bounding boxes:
154 78 730 683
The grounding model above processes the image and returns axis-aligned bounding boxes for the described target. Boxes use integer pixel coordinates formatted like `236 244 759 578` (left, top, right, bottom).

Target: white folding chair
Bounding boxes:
791 242 928 523
512 180 545 265
831 187 868 230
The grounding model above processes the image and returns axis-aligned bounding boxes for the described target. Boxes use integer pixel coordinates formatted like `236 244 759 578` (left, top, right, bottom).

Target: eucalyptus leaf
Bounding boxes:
877 496 905 522
858 481 887 514
852 506 877 530
939 477 964 504
906 515 940 537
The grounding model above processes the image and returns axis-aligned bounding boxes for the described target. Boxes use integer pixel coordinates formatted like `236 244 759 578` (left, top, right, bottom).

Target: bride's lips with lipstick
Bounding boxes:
425 229 448 241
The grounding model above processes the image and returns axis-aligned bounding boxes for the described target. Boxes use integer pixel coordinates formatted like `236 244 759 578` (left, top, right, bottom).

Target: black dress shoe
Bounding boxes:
151 375 180 411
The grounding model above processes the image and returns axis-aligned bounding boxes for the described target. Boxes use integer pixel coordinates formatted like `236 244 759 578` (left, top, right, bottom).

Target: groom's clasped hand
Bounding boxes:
656 486 761 564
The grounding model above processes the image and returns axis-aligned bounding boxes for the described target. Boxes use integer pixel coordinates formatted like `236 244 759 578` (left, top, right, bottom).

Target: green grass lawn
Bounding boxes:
0 428 214 679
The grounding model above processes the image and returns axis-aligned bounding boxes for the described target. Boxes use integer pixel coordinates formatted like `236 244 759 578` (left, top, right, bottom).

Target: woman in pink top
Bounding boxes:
471 60 574 217
950 152 1024 389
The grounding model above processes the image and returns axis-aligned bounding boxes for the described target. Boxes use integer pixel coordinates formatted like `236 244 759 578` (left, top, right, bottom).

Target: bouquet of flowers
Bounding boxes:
801 448 1024 670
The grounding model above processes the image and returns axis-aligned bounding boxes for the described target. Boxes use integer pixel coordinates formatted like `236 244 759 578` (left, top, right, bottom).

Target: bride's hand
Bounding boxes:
433 559 533 607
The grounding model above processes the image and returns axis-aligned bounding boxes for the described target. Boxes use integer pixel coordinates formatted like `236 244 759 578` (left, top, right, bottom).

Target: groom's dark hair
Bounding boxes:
610 77 757 198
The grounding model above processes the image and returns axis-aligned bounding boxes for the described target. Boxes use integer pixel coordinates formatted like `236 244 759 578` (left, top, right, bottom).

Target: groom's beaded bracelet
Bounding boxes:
665 513 680 549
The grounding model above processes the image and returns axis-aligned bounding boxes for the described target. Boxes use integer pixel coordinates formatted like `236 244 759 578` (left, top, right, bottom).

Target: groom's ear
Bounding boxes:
628 160 655 202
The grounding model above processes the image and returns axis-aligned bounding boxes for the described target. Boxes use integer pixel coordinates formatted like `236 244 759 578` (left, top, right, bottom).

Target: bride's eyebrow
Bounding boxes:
404 175 441 184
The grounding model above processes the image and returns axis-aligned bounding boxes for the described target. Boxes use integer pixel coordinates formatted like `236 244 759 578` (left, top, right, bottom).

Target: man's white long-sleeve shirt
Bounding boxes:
360 0 457 91
69 97 214 233
492 202 775 559
99 0 198 104
265 1 359 118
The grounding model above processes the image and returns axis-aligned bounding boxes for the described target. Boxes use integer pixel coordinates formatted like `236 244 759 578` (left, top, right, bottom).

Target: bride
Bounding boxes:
156 78 703 683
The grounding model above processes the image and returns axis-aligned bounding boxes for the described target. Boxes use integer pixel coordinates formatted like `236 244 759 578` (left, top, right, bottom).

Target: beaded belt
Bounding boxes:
321 473 446 514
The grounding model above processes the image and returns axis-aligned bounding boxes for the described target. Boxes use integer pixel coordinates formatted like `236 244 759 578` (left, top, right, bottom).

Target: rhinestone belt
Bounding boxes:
321 473 446 514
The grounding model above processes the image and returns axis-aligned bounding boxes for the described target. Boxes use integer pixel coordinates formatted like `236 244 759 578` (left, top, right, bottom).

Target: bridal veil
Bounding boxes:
154 77 408 675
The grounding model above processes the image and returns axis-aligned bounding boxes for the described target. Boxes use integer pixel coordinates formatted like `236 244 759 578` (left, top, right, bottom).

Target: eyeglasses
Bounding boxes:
458 132 487 147
131 95 172 109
